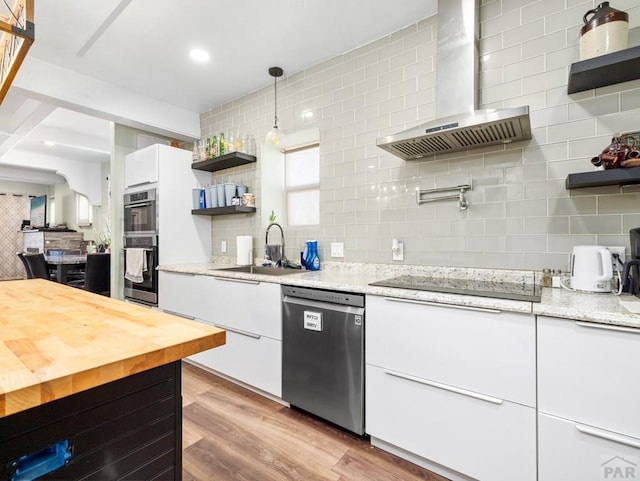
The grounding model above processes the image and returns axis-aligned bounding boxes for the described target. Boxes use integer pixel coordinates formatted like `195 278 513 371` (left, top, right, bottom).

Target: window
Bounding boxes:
285 144 319 226
49 197 56 226
76 193 93 226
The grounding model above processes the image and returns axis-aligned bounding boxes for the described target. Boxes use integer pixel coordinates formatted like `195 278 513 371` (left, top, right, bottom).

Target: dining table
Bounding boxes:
45 253 87 284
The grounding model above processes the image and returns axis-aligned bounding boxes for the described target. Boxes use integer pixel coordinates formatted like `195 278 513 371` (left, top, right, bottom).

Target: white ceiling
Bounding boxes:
0 0 436 184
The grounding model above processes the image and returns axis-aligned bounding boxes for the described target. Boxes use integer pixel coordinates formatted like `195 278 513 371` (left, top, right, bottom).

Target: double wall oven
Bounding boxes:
123 188 159 305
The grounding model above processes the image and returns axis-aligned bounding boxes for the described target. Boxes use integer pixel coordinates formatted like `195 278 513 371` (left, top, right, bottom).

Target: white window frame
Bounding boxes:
284 143 320 226
76 193 93 227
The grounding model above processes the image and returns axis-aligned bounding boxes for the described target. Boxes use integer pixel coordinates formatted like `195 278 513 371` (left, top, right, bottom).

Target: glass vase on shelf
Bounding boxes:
211 135 218 157
198 140 206 161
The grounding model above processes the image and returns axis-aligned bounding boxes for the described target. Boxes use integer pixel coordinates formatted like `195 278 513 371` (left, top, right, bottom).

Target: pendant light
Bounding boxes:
265 66 285 146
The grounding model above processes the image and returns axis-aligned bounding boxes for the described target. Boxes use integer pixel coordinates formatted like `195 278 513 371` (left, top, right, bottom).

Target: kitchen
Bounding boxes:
3 0 640 480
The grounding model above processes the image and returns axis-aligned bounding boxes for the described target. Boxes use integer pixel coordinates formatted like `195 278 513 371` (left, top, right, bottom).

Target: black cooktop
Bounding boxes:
369 275 541 302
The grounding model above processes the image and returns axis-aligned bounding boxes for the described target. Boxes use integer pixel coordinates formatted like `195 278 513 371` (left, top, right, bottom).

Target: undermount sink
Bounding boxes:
214 265 304 276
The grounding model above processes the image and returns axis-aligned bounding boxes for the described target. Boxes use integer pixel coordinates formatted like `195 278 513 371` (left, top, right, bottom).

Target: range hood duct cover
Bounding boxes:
377 0 531 160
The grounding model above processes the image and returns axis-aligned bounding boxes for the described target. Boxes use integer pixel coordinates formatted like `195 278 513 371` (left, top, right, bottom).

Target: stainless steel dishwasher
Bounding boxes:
282 285 365 435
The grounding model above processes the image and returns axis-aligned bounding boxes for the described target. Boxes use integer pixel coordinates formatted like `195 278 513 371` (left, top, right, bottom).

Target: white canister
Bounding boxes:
580 2 628 61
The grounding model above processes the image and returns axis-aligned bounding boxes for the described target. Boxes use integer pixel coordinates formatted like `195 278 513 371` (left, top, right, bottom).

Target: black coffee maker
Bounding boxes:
623 228 640 296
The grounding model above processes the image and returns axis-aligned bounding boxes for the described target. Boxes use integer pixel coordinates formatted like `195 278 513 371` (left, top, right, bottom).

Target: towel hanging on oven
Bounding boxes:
125 248 147 283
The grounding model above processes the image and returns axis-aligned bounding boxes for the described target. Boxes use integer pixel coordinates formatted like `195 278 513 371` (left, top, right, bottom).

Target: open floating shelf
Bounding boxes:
191 152 257 173
568 45 640 94
192 205 256 216
565 166 640 189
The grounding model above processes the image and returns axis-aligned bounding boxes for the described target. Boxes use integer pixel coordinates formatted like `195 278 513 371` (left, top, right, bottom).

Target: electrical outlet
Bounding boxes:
330 242 344 258
392 240 404 261
605 246 625 268
221 240 227 253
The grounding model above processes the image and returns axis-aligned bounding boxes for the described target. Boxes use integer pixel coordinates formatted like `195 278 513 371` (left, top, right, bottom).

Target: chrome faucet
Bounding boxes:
265 222 286 266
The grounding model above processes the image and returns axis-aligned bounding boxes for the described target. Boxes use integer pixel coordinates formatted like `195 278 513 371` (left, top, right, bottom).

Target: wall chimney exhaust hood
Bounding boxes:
377 0 531 160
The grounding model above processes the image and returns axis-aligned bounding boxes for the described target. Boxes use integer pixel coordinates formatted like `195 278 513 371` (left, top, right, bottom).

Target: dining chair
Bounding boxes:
22 253 52 280
68 253 110 296
17 252 31 278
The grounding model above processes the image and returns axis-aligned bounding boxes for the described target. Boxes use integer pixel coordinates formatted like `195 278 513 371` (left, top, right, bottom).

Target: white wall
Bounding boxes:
200 0 640 271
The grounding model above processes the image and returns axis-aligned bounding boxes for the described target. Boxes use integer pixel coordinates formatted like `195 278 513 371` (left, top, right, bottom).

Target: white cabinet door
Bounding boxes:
367 296 536 406
538 316 640 439
367 365 537 481
124 145 159 188
539 413 640 481
209 277 282 340
189 327 282 397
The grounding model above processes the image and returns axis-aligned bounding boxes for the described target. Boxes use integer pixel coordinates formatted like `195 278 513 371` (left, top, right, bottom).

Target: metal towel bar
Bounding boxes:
416 183 471 211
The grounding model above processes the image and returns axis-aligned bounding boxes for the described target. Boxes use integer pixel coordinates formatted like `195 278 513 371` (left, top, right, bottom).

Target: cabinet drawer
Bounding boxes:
539 413 640 481
538 316 640 438
188 327 282 397
209 277 282 339
366 295 535 406
366 365 536 481
158 271 213 321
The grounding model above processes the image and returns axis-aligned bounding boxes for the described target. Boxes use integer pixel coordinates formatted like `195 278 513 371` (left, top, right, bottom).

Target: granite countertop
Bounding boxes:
158 261 640 329
0 279 225 417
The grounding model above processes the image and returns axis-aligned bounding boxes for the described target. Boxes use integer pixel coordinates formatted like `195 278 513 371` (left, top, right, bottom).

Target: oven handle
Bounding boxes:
124 202 153 208
122 247 155 252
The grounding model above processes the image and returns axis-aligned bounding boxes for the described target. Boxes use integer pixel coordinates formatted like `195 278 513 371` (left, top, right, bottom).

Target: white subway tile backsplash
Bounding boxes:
547 118 597 143
545 2 590 34
530 104 569 128
503 19 545 48
570 215 623 234
522 67 567 95
526 216 570 234
597 110 640 136
568 94 620 121
482 9 522 38
199 3 640 270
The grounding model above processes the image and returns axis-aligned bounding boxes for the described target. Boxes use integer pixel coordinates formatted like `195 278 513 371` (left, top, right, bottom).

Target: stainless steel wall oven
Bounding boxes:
124 189 157 235
123 234 158 305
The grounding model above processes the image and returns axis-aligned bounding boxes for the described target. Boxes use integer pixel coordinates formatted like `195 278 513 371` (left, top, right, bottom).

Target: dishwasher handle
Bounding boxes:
283 295 365 316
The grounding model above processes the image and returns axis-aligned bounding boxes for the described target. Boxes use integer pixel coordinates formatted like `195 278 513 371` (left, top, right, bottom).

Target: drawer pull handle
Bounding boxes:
213 276 260 285
383 297 501 314
213 323 261 340
383 369 503 405
162 309 195 320
575 424 640 449
575 321 640 335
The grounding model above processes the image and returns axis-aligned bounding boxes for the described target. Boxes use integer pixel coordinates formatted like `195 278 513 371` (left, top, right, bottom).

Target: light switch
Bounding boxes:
331 242 344 258
221 240 227 253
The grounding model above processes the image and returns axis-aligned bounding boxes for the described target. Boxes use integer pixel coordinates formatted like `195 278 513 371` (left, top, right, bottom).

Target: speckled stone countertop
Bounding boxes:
158 261 640 329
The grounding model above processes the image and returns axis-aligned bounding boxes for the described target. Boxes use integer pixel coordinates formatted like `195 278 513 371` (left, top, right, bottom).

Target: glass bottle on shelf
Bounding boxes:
211 135 218 157
219 132 226 156
198 140 206 161
227 130 236 153
234 128 242 152
191 142 200 163
205 137 211 159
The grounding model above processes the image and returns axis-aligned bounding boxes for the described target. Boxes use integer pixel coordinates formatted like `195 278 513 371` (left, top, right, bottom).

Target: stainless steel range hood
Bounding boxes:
377 0 531 160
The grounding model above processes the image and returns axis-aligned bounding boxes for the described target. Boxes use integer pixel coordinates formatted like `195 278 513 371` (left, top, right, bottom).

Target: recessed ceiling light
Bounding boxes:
43 141 56 146
189 48 210 62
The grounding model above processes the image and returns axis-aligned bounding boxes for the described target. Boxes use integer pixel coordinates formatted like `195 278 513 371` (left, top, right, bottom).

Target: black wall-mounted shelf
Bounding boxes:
566 166 640 189
191 152 257 173
192 206 256 216
568 45 640 94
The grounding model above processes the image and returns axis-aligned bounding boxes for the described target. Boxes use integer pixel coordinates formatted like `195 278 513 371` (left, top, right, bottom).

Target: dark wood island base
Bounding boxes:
1 361 182 481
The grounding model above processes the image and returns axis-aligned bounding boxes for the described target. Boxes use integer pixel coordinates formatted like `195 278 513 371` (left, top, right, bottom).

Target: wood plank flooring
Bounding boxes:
181 362 449 481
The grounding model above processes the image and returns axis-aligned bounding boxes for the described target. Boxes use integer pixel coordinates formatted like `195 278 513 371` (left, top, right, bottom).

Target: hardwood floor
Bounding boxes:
181 362 448 481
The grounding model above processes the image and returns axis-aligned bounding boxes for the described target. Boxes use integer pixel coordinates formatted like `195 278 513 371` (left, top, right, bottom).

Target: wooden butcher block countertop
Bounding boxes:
0 279 225 418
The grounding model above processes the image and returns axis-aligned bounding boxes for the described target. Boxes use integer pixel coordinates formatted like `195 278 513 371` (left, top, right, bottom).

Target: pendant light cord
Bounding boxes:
273 74 278 129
